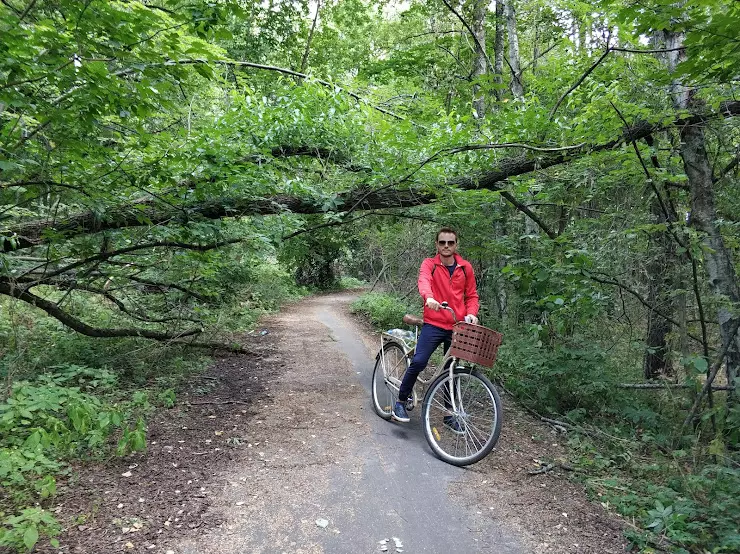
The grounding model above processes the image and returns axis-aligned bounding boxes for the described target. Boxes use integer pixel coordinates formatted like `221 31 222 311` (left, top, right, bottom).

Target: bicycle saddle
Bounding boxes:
402 314 424 326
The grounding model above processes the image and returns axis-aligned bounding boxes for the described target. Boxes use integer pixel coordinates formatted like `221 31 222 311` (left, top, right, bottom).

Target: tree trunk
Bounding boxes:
493 1 504 101
681 118 740 387
504 0 524 99
493 216 508 320
667 32 740 390
298 0 322 75
643 233 674 379
471 0 487 118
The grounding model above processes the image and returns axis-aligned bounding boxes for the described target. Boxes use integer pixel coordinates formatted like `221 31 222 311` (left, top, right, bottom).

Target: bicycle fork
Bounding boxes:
445 358 461 415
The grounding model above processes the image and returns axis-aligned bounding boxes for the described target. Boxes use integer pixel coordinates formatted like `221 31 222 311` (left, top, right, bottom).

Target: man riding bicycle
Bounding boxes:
393 227 480 424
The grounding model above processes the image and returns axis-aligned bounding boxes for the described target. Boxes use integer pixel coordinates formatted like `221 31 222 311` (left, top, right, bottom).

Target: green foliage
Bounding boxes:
337 276 367 290
495 331 617 414
0 508 60 552
351 292 415 330
0 364 151 552
279 226 348 290
585 458 740 552
1 0 739 551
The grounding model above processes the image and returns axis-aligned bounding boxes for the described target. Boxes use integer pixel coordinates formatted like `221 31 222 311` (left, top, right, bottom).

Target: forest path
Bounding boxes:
171 292 626 554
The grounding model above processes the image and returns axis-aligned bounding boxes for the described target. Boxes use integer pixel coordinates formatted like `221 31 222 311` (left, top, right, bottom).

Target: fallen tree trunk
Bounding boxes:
619 383 734 391
4 101 738 253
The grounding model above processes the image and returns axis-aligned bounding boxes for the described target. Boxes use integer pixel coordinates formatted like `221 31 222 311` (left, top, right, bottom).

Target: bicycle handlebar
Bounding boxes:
439 301 458 323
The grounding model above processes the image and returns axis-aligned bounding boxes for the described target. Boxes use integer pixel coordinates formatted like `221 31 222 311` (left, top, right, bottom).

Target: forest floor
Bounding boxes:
36 292 628 554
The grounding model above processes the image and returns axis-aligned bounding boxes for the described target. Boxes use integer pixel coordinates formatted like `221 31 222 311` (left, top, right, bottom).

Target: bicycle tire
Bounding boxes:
371 342 408 420
421 366 502 466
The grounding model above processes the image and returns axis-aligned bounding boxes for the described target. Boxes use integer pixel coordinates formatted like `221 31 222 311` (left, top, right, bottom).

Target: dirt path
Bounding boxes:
39 293 626 554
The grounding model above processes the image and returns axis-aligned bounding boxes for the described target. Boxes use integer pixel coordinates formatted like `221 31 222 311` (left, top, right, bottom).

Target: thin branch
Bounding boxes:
612 46 686 54
713 149 740 183
587 271 707 345
40 239 244 282
1 60 74 90
0 180 93 197
218 60 406 121
400 29 462 41
124 22 189 49
0 0 20 15
58 282 202 324
520 41 561 73
499 190 557 239
128 275 209 302
549 47 612 120
298 0 321 75
18 0 36 21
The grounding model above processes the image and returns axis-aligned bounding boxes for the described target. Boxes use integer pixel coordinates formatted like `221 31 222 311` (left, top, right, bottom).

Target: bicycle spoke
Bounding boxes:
429 394 454 416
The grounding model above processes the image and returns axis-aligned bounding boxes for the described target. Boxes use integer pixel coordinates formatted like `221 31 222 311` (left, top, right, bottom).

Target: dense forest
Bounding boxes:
1 1 739 552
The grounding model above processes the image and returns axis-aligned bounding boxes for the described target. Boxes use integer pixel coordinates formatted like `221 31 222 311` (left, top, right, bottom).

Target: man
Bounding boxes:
393 227 480 424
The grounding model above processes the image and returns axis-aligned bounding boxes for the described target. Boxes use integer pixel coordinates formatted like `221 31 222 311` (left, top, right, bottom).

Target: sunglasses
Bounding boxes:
437 240 456 246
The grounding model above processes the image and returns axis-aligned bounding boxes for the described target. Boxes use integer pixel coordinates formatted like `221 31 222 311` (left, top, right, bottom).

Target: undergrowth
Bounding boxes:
0 260 307 552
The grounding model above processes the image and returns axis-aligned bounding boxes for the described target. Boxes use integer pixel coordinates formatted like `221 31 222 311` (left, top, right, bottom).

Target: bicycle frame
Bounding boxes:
380 326 463 414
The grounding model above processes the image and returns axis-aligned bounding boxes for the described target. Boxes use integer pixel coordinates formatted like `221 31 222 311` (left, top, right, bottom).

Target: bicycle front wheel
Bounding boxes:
371 342 408 420
422 367 502 466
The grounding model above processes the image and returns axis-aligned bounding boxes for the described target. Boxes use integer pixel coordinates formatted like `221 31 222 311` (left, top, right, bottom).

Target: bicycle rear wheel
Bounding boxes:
421 367 502 466
371 342 408 420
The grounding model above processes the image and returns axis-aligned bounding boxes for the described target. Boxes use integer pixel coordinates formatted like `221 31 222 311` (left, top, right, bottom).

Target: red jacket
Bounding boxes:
418 254 479 330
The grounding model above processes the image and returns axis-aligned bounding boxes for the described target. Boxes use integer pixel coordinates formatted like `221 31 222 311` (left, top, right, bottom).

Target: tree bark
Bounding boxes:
667 32 740 390
471 0 487 117
504 0 524 99
681 119 740 387
493 1 504 101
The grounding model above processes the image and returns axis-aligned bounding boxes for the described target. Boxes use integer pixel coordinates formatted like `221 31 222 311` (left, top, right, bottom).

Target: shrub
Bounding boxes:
351 292 414 330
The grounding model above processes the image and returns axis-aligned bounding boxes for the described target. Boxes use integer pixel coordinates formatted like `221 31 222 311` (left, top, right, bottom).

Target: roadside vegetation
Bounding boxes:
0 249 309 551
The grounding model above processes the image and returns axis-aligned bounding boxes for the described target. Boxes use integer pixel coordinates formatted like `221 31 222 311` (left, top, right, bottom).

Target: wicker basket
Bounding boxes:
449 322 503 368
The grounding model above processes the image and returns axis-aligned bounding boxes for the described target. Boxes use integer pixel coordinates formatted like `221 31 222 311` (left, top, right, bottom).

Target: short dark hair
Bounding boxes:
436 227 458 241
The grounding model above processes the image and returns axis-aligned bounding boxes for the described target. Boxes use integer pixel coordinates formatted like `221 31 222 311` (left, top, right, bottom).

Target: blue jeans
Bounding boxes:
398 323 452 402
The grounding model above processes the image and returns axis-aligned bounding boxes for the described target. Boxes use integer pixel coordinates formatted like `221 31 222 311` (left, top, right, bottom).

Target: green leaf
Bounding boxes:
23 524 39 550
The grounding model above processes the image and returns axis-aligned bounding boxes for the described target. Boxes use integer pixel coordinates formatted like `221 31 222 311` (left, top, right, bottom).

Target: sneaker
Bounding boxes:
443 415 465 434
392 401 410 423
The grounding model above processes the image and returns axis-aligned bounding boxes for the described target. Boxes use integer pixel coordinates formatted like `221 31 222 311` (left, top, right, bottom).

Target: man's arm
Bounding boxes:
418 258 440 310
464 262 480 317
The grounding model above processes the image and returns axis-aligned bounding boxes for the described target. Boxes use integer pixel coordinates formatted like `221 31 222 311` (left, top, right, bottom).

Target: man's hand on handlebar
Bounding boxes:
464 314 479 325
426 297 441 311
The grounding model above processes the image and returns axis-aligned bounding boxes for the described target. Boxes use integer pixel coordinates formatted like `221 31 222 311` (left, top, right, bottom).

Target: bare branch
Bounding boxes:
619 383 734 391
39 239 244 282
0 281 202 340
682 319 740 430
128 275 210 302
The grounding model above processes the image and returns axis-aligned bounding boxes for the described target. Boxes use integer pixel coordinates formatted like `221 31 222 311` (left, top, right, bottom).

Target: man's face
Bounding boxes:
436 232 458 257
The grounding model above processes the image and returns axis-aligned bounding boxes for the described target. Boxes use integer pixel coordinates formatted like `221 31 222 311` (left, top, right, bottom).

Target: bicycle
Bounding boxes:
371 303 503 466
